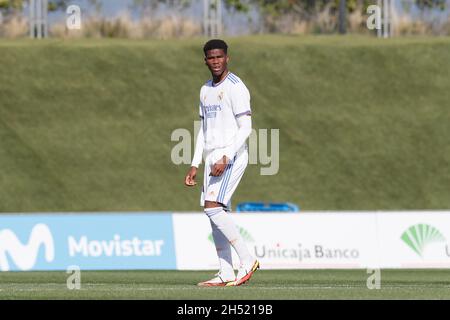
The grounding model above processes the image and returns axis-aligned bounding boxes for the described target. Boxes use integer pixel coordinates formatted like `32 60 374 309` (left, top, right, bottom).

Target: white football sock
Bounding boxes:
210 220 235 279
205 207 254 266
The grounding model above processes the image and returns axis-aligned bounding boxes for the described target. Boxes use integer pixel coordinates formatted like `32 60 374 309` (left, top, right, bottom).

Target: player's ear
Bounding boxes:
226 55 230 64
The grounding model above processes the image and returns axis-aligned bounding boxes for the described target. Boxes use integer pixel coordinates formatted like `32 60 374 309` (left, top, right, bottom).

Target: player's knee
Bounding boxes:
204 201 222 209
204 204 223 218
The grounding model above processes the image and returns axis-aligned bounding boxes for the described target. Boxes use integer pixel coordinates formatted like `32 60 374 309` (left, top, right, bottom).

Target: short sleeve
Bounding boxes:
230 82 251 118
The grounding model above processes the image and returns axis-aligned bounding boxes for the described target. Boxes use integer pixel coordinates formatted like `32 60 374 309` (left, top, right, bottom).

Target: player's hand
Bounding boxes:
185 167 197 186
210 156 229 177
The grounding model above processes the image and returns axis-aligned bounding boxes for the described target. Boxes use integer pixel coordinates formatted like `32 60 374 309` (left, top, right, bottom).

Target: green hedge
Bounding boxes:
1 36 449 212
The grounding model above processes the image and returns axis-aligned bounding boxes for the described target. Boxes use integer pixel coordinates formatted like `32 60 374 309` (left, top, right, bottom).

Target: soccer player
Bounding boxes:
184 39 259 287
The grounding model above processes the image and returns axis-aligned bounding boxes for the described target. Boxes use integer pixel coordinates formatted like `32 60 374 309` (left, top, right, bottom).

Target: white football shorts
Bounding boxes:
200 146 248 211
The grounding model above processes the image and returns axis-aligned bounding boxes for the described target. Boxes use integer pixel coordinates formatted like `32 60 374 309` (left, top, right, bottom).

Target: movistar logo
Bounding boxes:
208 226 254 243
0 224 55 271
401 223 446 257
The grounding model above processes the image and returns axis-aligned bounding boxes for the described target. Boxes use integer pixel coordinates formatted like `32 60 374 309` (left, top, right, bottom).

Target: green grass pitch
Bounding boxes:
0 269 449 299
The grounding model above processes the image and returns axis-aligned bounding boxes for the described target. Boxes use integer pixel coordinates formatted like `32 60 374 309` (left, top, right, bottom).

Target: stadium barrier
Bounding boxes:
0 211 449 271
0 213 176 271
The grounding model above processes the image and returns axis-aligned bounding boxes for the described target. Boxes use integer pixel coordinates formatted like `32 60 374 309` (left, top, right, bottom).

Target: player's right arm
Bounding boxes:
185 166 197 186
185 117 204 186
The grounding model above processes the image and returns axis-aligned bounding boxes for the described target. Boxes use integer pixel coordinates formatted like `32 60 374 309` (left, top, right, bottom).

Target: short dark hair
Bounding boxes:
203 39 228 56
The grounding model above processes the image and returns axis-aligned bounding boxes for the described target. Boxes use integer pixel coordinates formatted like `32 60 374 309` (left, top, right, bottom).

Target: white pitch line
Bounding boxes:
1 284 450 292
0 286 323 292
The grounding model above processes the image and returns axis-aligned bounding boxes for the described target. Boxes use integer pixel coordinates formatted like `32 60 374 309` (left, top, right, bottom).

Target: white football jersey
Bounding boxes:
199 72 251 153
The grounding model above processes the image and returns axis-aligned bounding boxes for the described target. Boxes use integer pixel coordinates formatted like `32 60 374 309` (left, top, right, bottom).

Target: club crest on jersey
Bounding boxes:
218 91 224 101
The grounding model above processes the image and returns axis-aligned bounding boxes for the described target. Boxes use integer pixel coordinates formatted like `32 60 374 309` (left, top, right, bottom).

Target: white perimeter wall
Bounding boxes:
172 211 450 270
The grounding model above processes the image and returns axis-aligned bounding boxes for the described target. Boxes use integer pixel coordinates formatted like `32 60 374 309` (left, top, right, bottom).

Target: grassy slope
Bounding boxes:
0 269 449 299
0 36 449 212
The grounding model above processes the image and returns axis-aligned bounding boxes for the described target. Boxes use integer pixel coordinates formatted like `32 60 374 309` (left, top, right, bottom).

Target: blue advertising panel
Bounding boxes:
0 213 176 271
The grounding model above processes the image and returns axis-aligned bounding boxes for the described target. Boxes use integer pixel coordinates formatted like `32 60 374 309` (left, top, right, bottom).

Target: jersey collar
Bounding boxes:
211 71 230 87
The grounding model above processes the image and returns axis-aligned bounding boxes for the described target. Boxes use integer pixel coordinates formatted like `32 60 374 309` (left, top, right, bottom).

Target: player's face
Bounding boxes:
204 49 229 77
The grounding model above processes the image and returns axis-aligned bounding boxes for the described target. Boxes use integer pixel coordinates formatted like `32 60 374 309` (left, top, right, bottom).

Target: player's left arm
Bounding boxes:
210 115 252 176
224 81 252 160
223 115 252 161
211 82 252 176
